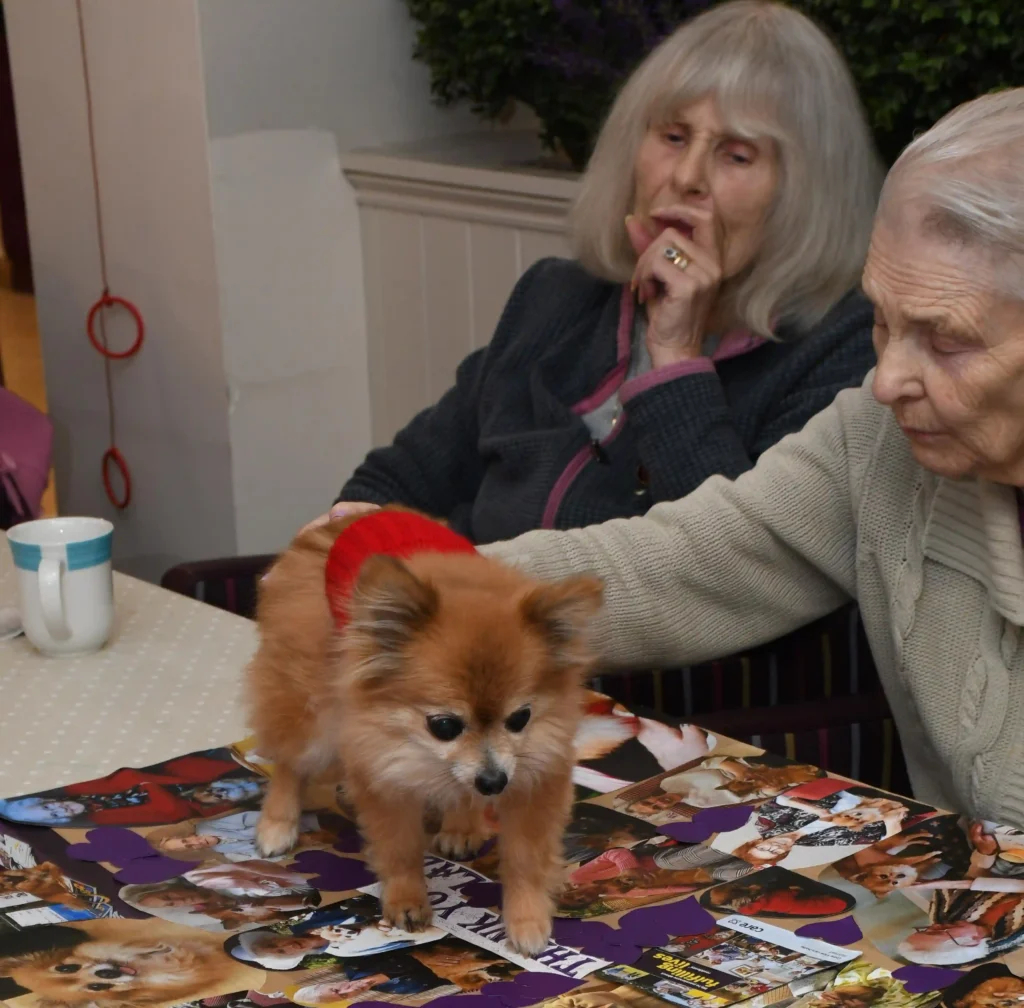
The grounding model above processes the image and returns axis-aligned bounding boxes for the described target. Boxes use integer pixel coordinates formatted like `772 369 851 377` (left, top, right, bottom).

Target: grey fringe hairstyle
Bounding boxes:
569 0 883 337
881 88 1024 298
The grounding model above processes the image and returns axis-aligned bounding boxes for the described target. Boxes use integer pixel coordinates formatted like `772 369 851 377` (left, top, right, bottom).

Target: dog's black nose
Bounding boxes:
474 768 508 796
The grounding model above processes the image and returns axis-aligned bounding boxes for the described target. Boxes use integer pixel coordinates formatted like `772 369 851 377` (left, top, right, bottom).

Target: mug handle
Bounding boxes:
38 556 71 641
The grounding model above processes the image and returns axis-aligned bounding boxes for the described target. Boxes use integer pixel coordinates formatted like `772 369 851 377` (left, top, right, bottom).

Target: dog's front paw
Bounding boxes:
504 914 552 958
432 828 491 861
503 885 554 958
256 816 299 859
382 880 433 932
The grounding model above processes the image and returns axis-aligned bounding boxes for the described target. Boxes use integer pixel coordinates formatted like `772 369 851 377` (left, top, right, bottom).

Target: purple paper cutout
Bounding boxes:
551 918 616 945
553 897 714 963
618 897 716 942
290 850 376 890
112 857 191 884
658 805 754 844
65 827 185 884
509 976 582 996
460 881 503 908
794 916 863 945
333 828 364 854
66 827 154 862
482 976 582 1006
588 939 644 965
891 966 965 994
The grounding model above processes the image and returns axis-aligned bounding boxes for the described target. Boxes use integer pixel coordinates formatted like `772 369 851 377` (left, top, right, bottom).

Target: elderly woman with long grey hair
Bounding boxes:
319 0 881 542
482 89 1024 858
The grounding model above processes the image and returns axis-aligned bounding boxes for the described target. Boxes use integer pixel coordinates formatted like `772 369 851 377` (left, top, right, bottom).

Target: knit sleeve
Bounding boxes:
618 289 875 502
479 379 880 670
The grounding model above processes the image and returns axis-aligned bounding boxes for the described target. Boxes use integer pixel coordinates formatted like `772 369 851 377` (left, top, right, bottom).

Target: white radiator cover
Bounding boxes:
344 132 580 446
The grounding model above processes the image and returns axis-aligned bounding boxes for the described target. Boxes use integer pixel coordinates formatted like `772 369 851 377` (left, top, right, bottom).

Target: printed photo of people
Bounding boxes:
557 834 755 918
563 805 658 864
711 780 935 871
147 810 344 864
940 962 1024 1008
659 754 825 810
851 815 1024 967
0 748 267 828
120 860 320 932
224 896 444 969
789 961 941 1008
700 866 856 918
822 817 1024 911
605 753 823 826
0 916 267 1008
572 692 723 796
822 816 976 901
280 936 524 1006
854 880 1024 968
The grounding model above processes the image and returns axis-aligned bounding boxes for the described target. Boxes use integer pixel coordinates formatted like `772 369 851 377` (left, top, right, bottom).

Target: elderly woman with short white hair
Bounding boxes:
482 89 1024 847
323 0 881 542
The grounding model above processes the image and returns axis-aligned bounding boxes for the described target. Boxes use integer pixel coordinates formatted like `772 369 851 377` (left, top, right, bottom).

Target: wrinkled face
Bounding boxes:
255 934 326 958
632 95 778 279
192 778 265 805
628 792 678 816
15 799 87 824
137 889 204 909
865 202 1024 484
160 834 219 852
342 554 603 800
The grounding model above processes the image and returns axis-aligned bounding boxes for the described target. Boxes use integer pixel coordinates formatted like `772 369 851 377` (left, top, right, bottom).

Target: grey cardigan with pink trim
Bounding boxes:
337 257 875 544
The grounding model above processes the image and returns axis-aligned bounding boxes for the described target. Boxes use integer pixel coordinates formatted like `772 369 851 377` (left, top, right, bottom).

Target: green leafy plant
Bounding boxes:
404 0 1024 170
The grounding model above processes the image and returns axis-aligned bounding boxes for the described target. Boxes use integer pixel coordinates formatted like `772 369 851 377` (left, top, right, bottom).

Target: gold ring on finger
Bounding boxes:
663 245 690 271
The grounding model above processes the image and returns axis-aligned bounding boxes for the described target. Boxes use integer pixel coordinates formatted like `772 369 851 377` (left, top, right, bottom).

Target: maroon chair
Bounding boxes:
160 554 276 620
595 604 910 794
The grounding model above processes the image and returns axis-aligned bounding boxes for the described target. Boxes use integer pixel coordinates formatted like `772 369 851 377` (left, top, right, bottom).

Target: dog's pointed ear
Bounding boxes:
345 555 438 670
520 574 604 665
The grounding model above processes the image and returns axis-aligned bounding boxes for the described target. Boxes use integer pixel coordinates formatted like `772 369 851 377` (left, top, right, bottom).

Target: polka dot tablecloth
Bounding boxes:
0 533 257 798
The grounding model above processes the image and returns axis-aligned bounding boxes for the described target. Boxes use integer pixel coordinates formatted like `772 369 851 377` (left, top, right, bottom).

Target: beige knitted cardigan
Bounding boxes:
481 374 1024 827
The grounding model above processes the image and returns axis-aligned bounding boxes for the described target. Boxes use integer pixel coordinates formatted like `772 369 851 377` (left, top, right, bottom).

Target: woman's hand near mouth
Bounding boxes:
626 208 724 367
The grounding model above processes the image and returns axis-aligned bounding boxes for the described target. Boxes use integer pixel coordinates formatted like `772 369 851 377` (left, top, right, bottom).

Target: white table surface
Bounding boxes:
0 532 256 797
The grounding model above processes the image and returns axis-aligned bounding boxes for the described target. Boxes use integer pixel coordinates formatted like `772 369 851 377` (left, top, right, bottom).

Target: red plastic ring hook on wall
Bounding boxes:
102 447 132 509
87 294 145 359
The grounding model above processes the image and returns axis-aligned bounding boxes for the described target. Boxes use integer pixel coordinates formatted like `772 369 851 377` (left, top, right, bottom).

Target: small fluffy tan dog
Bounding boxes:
246 509 603 956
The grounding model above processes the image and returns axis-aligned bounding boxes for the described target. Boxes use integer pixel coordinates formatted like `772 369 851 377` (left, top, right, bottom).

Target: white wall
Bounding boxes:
5 0 234 582
5 0 476 579
196 0 477 556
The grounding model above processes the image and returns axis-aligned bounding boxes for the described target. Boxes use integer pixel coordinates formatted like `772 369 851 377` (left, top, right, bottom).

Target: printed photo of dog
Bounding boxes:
246 508 604 957
0 917 265 1008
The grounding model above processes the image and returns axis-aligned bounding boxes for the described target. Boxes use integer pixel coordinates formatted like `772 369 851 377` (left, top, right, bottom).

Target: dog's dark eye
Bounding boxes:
54 965 81 974
427 715 464 741
87 984 114 992
505 707 531 733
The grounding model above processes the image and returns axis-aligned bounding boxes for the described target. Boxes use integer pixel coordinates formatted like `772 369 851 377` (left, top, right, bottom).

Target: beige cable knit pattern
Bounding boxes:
481 374 1024 828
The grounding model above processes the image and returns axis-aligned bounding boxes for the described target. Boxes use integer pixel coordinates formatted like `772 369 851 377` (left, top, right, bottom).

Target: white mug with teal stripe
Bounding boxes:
7 517 114 656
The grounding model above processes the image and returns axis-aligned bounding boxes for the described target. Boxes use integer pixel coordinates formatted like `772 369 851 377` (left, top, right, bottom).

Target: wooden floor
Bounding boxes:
0 259 56 515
